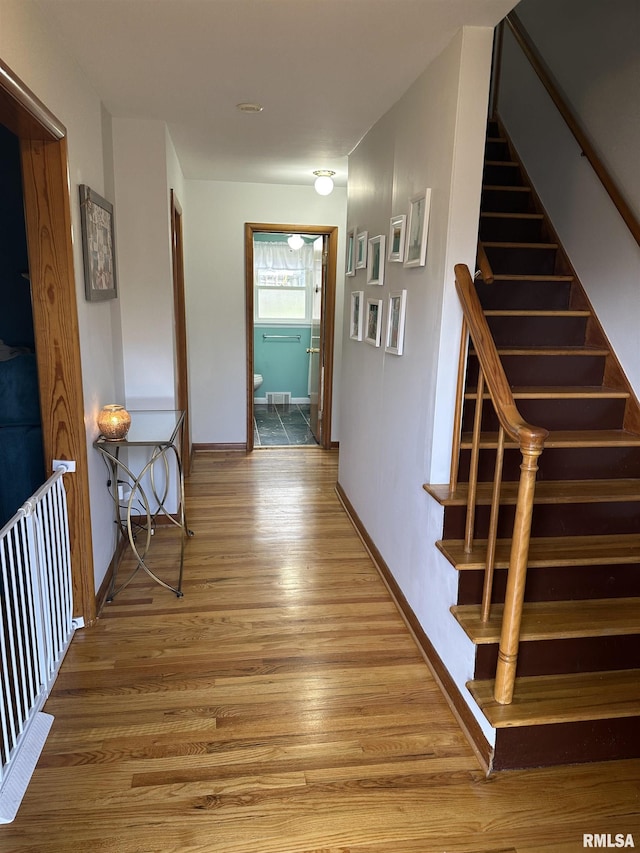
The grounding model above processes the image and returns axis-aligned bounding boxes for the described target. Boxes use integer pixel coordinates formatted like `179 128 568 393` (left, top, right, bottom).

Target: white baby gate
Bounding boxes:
0 462 81 823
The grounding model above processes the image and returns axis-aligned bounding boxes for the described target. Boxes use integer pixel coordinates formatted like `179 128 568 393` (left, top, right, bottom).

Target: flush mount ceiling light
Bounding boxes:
287 234 305 250
313 170 335 196
236 102 263 113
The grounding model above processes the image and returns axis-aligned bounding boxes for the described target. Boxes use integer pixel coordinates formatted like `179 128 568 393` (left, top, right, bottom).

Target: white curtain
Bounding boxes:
254 240 315 273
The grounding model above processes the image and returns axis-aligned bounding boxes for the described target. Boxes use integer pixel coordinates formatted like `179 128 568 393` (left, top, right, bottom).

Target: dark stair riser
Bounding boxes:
466 353 606 387
443 499 640 540
461 396 627 433
493 717 640 771
480 216 545 243
485 139 510 160
481 187 535 214
484 244 559 277
483 163 525 186
458 446 640 481
474 634 640 679
457 563 640 606
475 279 573 311
485 315 588 348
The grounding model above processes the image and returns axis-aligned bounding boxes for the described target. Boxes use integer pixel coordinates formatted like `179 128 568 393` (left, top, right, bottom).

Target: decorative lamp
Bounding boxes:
287 233 304 250
313 170 335 196
97 404 131 440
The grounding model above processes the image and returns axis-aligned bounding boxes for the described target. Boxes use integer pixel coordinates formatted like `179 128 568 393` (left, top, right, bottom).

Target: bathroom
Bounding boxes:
252 232 323 446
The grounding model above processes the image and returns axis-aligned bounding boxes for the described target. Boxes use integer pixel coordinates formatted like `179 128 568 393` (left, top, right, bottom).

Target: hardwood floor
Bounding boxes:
2 448 639 852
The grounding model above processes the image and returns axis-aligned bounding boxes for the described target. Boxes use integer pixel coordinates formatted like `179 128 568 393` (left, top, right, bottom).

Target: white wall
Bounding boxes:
0 0 122 592
338 27 495 744
185 181 347 444
497 3 640 397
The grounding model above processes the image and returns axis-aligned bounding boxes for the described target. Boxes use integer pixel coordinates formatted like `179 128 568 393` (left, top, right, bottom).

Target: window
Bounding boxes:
255 268 308 322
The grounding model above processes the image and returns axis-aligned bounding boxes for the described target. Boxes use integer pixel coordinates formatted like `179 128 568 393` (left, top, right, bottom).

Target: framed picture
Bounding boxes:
346 227 356 277
365 297 383 347
366 234 385 286
404 188 431 268
385 290 407 355
350 290 364 341
79 184 117 301
356 230 368 269
388 215 406 262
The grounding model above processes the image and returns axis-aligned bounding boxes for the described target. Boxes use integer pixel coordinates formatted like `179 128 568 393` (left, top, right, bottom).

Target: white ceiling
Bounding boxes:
36 0 516 186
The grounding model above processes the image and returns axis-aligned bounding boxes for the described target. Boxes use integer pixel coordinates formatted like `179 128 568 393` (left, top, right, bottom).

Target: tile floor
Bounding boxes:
253 402 318 446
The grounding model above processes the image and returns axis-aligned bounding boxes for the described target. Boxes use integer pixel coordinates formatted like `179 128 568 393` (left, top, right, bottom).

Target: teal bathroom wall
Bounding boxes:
254 325 312 400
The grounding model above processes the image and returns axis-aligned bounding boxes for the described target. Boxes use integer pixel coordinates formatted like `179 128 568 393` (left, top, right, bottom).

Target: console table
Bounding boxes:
94 409 193 600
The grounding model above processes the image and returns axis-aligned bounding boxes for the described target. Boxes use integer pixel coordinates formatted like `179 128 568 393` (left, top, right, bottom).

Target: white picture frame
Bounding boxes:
404 188 431 268
366 234 385 286
385 290 407 355
346 227 356 276
350 290 364 341
388 214 406 263
365 297 383 347
356 230 368 270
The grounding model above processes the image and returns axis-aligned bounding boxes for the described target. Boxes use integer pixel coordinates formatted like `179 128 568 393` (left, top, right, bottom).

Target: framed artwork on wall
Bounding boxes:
388 214 406 263
356 230 368 269
385 290 407 356
404 188 431 268
366 235 385 286
365 297 383 347
350 290 364 341
79 184 117 301
346 227 356 276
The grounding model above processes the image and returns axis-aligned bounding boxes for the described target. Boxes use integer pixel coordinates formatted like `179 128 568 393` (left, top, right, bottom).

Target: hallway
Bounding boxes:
2 449 639 852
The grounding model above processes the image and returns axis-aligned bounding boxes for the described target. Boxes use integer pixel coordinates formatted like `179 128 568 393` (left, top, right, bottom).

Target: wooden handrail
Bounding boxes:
454 264 548 704
505 11 640 250
477 242 494 284
454 264 548 452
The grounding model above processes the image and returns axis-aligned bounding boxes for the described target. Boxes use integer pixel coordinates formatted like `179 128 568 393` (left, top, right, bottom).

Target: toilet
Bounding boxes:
253 373 263 391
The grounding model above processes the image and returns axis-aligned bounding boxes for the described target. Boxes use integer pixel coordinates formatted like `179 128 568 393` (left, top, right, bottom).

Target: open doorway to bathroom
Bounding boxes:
244 223 337 451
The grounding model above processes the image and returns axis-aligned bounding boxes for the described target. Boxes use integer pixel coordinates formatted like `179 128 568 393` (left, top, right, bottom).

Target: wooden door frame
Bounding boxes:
0 58 96 624
244 222 338 451
170 189 191 476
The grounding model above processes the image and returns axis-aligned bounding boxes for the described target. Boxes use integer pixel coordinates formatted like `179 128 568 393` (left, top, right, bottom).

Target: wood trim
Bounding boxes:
335 480 494 774
192 442 247 452
95 537 127 616
505 11 640 250
244 222 338 451
170 190 191 476
20 136 96 626
0 58 65 141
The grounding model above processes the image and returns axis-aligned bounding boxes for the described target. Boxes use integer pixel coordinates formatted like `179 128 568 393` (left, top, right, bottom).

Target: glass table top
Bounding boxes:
95 409 184 446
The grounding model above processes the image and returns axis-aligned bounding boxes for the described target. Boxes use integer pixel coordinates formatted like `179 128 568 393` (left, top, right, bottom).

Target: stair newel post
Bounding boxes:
450 319 469 495
465 370 485 554
494 432 544 704
481 425 505 623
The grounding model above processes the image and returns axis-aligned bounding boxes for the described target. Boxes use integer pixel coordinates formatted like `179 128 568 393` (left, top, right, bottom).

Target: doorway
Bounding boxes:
244 223 338 451
0 58 96 624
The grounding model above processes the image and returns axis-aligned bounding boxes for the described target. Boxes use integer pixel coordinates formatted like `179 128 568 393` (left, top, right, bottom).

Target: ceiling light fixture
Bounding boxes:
287 234 304 250
236 102 263 113
313 170 335 196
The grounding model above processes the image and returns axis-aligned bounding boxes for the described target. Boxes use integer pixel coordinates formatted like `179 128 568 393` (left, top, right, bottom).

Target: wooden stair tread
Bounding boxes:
436 533 640 570
491 274 574 282
451 598 640 644
465 385 629 400
484 309 590 317
460 429 640 450
481 212 544 220
467 669 640 727
472 345 609 356
482 241 559 249
424 478 640 506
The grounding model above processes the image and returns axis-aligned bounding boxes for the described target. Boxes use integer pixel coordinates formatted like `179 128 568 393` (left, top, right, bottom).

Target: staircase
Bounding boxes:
425 119 640 771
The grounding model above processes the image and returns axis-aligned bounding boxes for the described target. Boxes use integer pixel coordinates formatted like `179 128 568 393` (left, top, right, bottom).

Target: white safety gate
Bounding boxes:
0 463 81 823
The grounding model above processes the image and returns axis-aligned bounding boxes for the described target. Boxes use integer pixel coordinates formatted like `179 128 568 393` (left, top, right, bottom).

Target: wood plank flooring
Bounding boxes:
1 448 639 852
